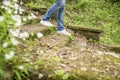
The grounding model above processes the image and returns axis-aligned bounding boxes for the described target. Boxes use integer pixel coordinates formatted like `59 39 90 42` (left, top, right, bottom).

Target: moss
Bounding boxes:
41 27 56 36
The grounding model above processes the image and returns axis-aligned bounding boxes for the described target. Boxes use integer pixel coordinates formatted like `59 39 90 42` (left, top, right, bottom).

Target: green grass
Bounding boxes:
65 0 120 45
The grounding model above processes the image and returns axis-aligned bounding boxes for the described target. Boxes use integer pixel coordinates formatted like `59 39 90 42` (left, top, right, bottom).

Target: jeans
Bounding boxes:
42 0 66 31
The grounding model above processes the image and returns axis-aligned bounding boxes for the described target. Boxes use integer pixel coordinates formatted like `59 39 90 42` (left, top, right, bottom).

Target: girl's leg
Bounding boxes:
42 0 66 21
57 6 65 31
41 0 70 35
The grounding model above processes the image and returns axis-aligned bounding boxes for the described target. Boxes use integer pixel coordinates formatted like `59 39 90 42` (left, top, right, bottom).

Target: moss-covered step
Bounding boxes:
22 6 71 20
67 25 103 41
20 24 56 36
103 44 120 53
21 6 47 16
28 6 47 14
31 7 47 14
39 34 71 49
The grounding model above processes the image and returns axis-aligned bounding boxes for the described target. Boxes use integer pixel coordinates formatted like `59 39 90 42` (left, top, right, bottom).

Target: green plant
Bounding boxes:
55 70 70 80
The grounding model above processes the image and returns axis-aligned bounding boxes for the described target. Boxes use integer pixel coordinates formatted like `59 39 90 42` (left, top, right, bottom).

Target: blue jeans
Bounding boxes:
42 0 66 31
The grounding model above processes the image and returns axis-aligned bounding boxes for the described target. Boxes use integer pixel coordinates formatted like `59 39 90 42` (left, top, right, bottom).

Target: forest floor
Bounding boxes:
12 7 120 80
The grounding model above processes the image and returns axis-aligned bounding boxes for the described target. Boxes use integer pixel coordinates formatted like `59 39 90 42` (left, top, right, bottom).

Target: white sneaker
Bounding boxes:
57 29 71 36
40 20 54 27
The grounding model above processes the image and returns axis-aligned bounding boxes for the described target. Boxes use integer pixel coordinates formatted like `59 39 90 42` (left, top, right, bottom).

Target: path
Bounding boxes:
15 7 120 80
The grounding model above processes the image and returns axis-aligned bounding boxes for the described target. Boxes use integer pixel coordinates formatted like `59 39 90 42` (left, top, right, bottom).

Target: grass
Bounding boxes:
65 0 120 45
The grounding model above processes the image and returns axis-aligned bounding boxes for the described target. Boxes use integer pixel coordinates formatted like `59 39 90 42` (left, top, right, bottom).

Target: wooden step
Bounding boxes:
67 25 103 41
103 44 120 53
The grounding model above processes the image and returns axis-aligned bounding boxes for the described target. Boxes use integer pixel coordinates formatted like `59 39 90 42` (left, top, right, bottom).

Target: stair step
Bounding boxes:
67 25 103 41
40 34 70 48
21 24 56 35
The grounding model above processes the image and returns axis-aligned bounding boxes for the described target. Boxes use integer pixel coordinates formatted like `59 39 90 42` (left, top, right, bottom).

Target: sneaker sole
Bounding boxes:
40 21 54 27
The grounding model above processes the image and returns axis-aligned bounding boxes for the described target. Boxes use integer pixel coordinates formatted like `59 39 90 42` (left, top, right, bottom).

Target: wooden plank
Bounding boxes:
103 44 120 53
67 25 103 41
